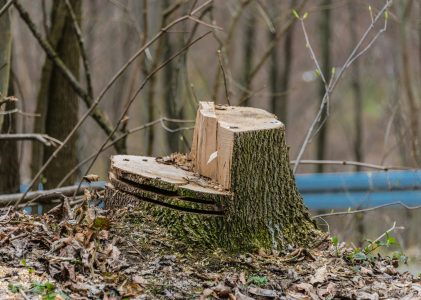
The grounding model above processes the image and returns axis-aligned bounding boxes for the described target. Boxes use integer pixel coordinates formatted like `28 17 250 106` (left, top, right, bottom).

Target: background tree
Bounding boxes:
0 0 12 123
316 0 331 173
0 0 19 193
32 0 81 188
240 2 257 106
269 1 295 124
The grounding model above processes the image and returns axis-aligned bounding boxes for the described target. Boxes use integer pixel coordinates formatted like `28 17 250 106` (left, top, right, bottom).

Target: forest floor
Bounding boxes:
0 199 420 299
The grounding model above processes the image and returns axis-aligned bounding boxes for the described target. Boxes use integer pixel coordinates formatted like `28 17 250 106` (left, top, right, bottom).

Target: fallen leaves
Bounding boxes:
0 203 420 299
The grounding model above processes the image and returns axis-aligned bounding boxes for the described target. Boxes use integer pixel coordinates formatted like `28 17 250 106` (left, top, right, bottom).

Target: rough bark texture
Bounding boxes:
36 0 81 188
106 103 320 251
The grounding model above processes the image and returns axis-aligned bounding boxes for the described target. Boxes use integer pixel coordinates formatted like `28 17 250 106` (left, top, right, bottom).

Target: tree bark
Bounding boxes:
106 103 320 251
39 0 81 188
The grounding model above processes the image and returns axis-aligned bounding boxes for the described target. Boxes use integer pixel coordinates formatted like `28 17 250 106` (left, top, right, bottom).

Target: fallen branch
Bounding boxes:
0 184 103 207
0 133 62 147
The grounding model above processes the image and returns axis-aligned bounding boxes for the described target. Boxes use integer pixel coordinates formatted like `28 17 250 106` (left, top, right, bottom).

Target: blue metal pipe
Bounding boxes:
295 170 421 193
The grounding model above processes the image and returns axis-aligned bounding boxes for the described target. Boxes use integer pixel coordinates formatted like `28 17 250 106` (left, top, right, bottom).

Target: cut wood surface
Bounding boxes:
107 155 228 215
191 102 283 189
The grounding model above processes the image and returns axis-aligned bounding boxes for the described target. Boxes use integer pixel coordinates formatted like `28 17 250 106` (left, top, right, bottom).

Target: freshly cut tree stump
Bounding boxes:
105 102 321 251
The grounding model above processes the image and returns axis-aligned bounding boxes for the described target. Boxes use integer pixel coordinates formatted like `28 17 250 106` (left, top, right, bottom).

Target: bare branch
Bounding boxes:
293 0 392 174
13 0 116 144
290 159 412 171
217 50 231 105
0 133 62 147
313 202 421 219
56 118 194 188
64 0 94 99
0 0 13 17
0 108 39 117
16 3 214 206
72 31 212 199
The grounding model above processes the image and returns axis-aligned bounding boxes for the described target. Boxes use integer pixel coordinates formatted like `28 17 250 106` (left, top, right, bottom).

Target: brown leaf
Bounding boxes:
248 286 277 299
310 265 328 285
214 283 232 297
83 174 100 183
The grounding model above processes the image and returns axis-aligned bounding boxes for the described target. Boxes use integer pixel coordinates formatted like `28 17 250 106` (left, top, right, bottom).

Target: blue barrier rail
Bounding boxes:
296 170 421 210
19 170 421 211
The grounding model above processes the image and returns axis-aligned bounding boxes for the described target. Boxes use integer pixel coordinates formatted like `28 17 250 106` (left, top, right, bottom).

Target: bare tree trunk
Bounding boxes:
316 0 331 173
349 3 363 170
240 6 257 106
31 0 67 180
399 0 420 166
0 0 12 127
0 70 19 193
41 0 82 188
270 1 295 124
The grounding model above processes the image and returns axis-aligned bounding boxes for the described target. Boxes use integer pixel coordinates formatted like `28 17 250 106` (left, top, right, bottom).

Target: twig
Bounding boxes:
0 133 62 146
0 96 18 107
0 108 40 117
64 0 93 99
15 2 214 207
72 31 212 199
290 159 412 171
217 50 231 105
293 0 392 174
56 118 194 187
372 222 404 245
247 0 308 82
0 0 13 17
313 202 421 219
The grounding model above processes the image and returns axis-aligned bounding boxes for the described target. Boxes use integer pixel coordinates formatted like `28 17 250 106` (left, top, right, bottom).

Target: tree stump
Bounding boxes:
105 102 321 251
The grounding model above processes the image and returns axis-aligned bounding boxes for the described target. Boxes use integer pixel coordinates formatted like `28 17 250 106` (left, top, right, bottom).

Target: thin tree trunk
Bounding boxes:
0 69 19 193
31 1 67 180
399 0 420 166
42 0 81 188
240 7 257 106
316 0 331 173
162 4 189 153
349 3 363 170
0 0 12 127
